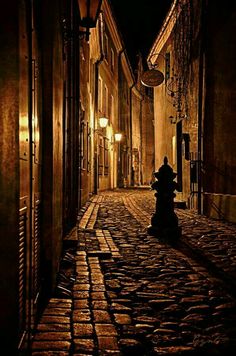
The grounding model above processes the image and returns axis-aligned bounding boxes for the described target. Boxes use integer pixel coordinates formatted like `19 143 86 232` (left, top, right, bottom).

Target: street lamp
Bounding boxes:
114 133 122 142
78 0 102 41
99 117 108 128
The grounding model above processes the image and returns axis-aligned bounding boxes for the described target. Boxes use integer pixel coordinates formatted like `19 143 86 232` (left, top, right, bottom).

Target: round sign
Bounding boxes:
141 69 164 87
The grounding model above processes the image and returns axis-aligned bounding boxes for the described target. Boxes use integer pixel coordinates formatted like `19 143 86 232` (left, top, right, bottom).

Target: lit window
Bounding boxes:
172 135 176 165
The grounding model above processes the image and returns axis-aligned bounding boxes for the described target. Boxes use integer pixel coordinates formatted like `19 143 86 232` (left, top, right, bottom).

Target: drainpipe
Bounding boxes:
139 94 144 185
197 0 206 214
93 12 104 194
130 83 135 186
73 1 80 215
117 48 125 188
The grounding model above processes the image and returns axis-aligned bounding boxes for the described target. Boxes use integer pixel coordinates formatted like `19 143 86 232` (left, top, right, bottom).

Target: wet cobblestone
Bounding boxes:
32 189 236 355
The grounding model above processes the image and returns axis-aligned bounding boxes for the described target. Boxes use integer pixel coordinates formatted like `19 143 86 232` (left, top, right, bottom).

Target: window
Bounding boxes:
110 95 114 125
80 121 86 170
98 77 103 112
111 48 115 72
172 135 176 165
104 138 109 175
104 33 109 61
165 52 170 81
182 133 190 161
89 59 94 89
87 123 91 172
98 136 104 175
104 85 108 117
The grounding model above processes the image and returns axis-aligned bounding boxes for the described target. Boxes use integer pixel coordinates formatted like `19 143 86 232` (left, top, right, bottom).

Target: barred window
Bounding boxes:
104 138 109 175
98 136 104 175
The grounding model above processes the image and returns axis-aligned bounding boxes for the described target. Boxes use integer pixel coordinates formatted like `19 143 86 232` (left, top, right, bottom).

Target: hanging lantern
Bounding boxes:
77 0 102 40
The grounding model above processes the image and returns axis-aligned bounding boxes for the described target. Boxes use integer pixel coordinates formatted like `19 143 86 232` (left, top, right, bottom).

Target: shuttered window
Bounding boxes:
18 206 27 346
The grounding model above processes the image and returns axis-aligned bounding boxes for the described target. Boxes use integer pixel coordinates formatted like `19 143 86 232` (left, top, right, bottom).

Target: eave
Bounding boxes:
102 0 123 53
121 51 135 88
147 0 179 67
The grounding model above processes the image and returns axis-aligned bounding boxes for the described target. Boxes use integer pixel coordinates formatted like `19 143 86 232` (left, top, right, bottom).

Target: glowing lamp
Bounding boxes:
114 133 122 142
77 0 102 41
99 117 108 128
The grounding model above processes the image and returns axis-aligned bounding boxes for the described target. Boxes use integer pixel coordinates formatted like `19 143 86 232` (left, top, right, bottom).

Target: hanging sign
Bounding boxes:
141 69 164 87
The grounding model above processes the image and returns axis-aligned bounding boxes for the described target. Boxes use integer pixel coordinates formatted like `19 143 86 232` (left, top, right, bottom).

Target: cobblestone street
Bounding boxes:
32 189 236 356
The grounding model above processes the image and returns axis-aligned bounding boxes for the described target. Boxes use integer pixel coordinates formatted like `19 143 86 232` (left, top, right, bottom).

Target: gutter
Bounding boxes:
147 0 178 67
93 12 105 194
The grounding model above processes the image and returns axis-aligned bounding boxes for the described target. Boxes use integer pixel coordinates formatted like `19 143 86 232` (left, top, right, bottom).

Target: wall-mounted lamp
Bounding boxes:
78 0 102 41
114 133 122 142
63 0 102 42
99 117 108 128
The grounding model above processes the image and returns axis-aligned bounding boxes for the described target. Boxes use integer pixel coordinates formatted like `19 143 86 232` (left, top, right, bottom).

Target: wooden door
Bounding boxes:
18 0 42 349
30 0 42 328
18 0 30 349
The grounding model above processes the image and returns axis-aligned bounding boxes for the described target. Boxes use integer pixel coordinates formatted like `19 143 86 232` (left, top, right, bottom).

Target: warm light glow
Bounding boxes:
99 117 108 128
114 133 122 142
19 115 29 143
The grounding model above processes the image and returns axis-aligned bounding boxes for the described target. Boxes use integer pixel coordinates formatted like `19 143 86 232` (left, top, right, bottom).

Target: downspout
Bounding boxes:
139 93 144 185
117 48 125 188
130 83 135 186
28 0 33 342
73 0 80 218
94 12 104 194
197 0 206 214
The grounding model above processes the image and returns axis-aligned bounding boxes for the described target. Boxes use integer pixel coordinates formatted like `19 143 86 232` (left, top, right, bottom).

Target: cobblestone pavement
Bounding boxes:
32 189 236 356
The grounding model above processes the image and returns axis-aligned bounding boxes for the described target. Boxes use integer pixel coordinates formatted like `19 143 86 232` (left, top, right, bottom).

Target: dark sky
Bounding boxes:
110 0 173 69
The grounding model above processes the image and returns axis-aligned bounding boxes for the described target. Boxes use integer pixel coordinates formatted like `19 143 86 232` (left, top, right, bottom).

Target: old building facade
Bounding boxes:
0 0 154 353
118 50 134 187
136 55 155 185
148 0 236 222
94 0 123 192
0 0 83 352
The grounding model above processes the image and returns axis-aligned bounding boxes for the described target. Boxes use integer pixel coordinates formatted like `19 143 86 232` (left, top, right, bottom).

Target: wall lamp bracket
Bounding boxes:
62 23 90 42
78 29 90 42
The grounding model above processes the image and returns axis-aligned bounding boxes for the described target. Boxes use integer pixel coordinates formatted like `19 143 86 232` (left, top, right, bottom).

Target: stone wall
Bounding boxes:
203 2 236 222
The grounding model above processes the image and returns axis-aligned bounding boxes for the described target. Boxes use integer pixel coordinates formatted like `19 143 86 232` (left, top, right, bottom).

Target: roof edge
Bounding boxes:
147 0 178 66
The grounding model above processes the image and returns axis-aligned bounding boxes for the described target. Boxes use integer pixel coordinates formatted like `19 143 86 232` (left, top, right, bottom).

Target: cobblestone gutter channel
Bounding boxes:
31 190 236 355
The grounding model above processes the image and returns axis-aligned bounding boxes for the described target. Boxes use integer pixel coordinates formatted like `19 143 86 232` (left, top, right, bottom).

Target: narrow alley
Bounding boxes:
1 1 236 354
31 189 236 355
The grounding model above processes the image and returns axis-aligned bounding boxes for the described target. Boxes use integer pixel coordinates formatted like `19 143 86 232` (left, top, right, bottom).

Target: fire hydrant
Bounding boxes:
147 156 181 238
